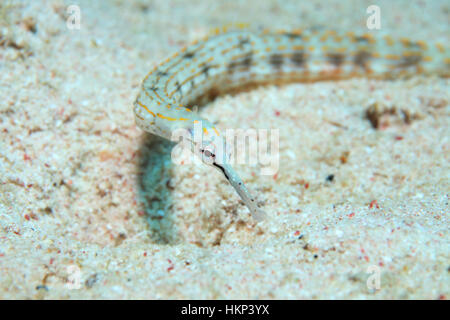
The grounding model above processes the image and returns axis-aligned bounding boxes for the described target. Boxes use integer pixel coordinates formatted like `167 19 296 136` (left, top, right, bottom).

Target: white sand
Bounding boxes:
0 0 448 299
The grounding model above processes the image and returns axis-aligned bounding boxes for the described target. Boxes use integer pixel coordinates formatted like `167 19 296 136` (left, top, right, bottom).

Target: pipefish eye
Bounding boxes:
204 149 215 158
200 148 216 165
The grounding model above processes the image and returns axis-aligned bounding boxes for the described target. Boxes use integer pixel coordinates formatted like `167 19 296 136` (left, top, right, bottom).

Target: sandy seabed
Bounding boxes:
0 0 448 299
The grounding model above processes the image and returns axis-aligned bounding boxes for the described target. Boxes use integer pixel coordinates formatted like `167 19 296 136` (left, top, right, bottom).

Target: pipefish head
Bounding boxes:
192 126 232 167
188 121 266 222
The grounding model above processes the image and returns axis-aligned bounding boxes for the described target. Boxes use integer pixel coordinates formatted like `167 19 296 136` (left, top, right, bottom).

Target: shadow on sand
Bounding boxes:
136 133 178 244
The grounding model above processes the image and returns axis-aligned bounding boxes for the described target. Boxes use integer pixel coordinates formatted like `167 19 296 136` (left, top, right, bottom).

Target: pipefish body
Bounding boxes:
133 26 449 221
